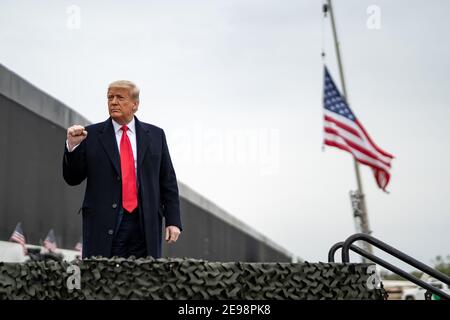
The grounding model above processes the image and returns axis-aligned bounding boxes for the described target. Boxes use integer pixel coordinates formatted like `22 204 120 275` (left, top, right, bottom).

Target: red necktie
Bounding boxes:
120 125 138 213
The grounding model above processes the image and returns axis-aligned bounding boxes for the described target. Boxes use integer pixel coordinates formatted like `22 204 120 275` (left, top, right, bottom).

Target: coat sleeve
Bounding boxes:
62 140 87 186
159 129 182 231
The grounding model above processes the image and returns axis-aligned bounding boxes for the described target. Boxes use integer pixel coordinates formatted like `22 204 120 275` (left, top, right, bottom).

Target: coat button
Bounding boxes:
108 229 114 235
112 203 117 209
117 176 121 181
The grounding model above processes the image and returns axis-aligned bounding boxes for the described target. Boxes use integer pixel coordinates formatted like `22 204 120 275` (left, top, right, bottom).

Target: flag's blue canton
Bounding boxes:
15 223 24 236
324 67 356 121
45 229 56 243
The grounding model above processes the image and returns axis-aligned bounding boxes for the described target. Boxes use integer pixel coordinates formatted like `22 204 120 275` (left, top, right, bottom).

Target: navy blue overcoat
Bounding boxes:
63 116 182 258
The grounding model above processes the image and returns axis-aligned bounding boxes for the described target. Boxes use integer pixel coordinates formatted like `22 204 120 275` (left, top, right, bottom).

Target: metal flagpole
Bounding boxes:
325 0 373 260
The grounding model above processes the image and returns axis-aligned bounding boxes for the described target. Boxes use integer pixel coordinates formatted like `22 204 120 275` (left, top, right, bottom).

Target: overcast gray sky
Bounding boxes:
1 0 449 270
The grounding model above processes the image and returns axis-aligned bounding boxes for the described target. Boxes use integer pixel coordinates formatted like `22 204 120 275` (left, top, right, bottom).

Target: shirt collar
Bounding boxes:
112 117 135 134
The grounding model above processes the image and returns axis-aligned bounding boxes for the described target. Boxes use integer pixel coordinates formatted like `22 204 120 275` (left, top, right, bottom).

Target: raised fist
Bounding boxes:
67 125 88 151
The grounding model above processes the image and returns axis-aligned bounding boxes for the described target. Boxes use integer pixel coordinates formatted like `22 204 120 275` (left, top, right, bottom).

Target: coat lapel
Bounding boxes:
135 116 152 171
98 118 121 176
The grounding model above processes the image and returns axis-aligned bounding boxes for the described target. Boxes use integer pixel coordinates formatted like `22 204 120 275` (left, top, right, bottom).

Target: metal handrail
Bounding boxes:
328 233 450 300
342 233 450 285
328 241 450 299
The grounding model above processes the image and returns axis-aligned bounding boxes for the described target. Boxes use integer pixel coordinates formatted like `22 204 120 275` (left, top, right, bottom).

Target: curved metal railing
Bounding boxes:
328 233 450 300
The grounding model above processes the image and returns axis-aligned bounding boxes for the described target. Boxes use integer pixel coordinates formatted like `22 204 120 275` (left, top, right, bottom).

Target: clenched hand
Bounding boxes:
67 125 88 151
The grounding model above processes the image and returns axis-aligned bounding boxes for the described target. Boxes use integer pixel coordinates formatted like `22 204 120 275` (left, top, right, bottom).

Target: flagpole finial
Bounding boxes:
321 2 328 62
322 3 328 17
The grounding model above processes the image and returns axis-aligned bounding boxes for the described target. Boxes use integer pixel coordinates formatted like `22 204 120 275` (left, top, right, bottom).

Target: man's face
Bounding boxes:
107 87 138 124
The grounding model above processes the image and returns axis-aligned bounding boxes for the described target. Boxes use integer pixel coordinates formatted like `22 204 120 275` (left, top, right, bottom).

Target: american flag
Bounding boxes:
43 229 58 252
10 222 28 255
323 66 394 191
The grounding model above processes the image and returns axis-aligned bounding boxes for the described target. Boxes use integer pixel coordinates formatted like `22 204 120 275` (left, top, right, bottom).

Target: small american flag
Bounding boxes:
323 66 394 191
43 229 58 252
10 222 28 255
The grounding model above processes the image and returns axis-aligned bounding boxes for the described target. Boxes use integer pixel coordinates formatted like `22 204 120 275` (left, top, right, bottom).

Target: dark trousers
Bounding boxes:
111 207 147 258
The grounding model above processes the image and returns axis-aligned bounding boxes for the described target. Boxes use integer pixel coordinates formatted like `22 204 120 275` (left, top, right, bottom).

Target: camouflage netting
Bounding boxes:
0 257 386 300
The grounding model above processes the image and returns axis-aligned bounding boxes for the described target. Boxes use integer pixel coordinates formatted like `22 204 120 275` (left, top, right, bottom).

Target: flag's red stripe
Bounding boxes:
11 231 26 244
324 127 391 168
325 115 364 139
324 138 391 191
11 236 25 242
12 233 25 241
324 139 390 174
325 114 393 161
11 237 25 245
372 167 391 190
355 119 394 159
359 160 390 191
324 115 361 139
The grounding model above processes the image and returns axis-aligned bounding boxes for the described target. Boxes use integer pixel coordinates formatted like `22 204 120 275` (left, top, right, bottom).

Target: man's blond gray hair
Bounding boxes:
108 80 140 101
